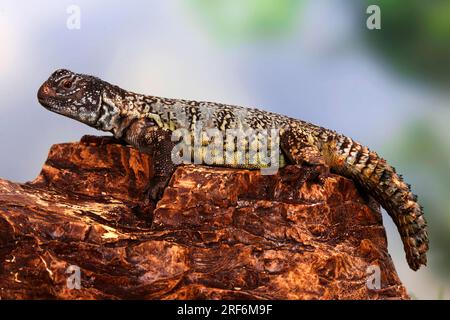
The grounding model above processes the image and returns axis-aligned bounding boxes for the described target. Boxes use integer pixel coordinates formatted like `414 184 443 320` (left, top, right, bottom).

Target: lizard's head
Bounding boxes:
38 69 109 127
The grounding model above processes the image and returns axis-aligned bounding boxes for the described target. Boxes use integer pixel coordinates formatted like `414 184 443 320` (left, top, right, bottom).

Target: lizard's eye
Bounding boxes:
60 79 74 89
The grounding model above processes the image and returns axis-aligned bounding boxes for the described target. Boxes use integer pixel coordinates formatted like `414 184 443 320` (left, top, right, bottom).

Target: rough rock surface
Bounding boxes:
0 136 409 299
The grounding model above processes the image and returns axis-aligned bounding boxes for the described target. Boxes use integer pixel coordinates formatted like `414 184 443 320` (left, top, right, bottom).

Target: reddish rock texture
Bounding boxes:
0 136 409 299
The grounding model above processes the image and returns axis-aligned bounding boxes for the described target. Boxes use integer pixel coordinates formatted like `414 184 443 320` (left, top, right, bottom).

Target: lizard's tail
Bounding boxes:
324 134 428 271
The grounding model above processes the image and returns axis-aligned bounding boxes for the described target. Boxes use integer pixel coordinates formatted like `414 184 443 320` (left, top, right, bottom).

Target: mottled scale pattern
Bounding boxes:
37 69 429 271
330 134 428 270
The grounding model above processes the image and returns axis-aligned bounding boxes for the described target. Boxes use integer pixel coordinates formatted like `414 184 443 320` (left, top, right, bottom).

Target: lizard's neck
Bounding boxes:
97 89 171 139
92 91 124 136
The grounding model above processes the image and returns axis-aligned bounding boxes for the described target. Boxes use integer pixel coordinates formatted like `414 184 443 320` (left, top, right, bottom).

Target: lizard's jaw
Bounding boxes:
38 84 104 130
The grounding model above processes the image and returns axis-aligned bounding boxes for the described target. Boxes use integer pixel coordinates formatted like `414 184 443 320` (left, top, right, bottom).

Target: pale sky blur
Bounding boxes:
0 0 448 299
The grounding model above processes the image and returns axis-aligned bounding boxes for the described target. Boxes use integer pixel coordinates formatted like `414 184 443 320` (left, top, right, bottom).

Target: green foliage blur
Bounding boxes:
363 0 450 86
187 0 305 43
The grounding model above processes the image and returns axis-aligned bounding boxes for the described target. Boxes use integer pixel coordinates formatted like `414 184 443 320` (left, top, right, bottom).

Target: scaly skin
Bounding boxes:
37 69 428 271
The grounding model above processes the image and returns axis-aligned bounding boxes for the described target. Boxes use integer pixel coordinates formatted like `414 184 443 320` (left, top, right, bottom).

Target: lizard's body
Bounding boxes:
37 69 428 271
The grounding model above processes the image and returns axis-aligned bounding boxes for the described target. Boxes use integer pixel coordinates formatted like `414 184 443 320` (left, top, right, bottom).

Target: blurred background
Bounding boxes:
0 0 449 299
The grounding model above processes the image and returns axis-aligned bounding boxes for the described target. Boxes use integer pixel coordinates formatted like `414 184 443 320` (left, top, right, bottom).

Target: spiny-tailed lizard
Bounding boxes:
37 69 428 271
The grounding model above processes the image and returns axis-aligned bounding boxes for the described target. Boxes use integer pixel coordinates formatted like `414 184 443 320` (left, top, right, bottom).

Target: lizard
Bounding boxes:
37 69 428 271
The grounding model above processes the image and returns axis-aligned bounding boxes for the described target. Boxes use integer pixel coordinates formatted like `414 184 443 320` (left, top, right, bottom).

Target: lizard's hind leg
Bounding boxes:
280 129 326 166
279 131 329 186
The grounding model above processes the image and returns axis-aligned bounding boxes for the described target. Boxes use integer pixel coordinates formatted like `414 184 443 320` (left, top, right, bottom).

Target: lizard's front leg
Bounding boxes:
146 135 178 201
125 123 178 201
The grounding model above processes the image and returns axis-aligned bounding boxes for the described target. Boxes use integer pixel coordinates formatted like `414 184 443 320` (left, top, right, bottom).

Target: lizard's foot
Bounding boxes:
144 176 171 202
80 135 127 146
281 163 330 189
305 163 330 185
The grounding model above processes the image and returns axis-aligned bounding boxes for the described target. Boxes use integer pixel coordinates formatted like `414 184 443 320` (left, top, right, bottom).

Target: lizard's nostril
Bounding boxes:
38 83 55 102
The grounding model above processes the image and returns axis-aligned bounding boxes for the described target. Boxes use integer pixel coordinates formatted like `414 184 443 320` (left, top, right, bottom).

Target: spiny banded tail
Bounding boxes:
325 134 428 271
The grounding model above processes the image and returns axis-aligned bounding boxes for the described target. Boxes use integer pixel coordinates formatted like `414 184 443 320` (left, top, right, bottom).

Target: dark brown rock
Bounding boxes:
0 136 409 299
